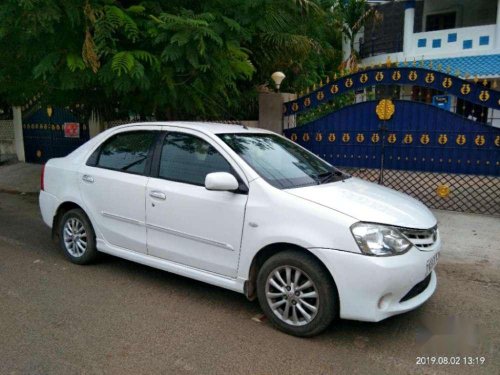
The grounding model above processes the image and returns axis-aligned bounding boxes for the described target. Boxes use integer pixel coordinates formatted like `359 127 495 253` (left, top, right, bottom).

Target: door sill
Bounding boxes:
96 239 245 294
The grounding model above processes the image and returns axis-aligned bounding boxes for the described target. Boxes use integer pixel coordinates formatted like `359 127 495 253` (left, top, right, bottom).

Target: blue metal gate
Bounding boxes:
23 106 89 164
283 66 500 215
286 100 498 176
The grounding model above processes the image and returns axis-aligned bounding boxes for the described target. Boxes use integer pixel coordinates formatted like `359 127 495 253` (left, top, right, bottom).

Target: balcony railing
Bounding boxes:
359 36 403 59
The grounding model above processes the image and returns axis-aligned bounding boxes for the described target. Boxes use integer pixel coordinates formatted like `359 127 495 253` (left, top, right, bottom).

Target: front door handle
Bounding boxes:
82 174 94 183
149 191 166 200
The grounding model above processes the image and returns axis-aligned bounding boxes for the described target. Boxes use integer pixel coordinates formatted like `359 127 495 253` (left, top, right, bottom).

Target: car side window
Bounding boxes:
159 132 232 186
96 131 157 175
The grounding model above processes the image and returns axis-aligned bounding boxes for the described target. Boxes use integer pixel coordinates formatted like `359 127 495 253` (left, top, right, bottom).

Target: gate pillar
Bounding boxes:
12 106 25 162
258 92 283 134
88 110 103 138
258 92 296 134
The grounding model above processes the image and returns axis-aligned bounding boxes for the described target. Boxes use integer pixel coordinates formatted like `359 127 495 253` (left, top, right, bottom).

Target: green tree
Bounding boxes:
0 0 342 120
333 0 381 70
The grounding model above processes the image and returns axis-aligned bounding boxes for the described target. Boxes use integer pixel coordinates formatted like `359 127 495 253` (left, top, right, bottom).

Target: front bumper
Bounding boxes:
309 244 440 322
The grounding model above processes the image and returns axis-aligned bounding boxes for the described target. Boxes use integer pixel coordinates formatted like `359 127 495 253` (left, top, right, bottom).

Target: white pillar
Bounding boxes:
496 0 500 49
403 0 416 56
88 110 101 138
342 29 351 62
12 106 25 162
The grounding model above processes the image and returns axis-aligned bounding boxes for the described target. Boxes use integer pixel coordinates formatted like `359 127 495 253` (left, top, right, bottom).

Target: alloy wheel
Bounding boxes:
265 265 319 326
63 217 88 257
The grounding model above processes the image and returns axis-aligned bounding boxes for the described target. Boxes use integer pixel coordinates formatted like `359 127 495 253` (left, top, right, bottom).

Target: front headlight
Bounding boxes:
350 222 412 256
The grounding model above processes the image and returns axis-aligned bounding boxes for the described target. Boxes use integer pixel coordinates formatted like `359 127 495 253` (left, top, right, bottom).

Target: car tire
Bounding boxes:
59 208 98 265
257 250 338 337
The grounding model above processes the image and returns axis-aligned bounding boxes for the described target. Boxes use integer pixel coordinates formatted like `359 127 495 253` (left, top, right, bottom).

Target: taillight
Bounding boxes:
40 164 45 191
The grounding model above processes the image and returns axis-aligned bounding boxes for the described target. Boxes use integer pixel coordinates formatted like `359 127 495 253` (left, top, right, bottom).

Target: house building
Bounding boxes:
353 0 500 74
344 0 500 127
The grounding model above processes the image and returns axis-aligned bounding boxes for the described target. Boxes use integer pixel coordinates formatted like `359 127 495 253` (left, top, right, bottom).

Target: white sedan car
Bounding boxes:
39 122 440 336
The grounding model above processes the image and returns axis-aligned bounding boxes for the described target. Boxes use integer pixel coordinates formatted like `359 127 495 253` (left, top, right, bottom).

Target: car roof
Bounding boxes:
115 121 274 135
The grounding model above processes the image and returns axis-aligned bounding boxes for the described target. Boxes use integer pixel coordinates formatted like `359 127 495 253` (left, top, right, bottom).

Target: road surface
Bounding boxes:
0 192 498 374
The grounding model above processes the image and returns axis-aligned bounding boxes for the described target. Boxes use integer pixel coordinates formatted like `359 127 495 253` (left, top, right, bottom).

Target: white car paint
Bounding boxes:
39 122 440 322
287 177 437 229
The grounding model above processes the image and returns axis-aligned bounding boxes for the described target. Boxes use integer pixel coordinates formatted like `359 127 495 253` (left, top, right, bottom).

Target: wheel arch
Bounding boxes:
244 242 338 307
52 201 88 238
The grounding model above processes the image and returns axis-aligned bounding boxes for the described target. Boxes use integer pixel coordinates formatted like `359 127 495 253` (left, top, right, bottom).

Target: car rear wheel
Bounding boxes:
59 208 97 264
256 250 338 337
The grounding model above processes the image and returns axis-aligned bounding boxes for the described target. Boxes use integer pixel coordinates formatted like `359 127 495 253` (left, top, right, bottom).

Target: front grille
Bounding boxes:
400 273 432 302
400 226 438 251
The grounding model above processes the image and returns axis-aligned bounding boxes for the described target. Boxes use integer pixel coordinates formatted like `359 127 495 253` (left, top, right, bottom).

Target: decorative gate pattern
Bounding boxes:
283 67 500 215
283 66 500 116
23 107 89 164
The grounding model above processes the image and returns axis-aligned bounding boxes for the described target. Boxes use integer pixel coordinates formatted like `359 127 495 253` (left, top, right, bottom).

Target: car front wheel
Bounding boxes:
59 208 97 265
256 250 338 337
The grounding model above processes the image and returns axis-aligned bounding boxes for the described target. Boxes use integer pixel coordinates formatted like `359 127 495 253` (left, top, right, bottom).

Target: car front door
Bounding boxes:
145 130 248 277
79 129 158 254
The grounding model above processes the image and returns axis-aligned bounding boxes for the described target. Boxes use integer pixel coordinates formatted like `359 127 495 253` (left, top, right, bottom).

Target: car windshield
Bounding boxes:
218 133 349 189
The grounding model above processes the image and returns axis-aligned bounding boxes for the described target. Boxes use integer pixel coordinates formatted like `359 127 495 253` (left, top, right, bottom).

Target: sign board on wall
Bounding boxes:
64 122 80 138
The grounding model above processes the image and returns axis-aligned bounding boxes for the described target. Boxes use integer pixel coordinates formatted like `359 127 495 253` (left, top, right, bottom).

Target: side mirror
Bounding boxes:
205 172 239 192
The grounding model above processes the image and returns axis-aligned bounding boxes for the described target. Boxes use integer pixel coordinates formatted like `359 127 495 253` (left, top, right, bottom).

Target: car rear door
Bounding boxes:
79 128 159 254
145 129 249 277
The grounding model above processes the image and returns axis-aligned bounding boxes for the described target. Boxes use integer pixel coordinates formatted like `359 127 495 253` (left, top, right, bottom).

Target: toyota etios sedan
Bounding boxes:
39 122 440 336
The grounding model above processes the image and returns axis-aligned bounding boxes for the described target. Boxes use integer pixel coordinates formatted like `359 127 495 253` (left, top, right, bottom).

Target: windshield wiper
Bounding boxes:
317 170 346 184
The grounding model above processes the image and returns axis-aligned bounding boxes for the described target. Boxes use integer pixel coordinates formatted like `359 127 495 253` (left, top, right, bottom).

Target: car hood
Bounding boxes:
286 177 436 229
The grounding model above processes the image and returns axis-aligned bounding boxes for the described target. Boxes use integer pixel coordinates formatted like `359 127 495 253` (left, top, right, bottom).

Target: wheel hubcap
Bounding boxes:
63 218 87 257
265 265 319 326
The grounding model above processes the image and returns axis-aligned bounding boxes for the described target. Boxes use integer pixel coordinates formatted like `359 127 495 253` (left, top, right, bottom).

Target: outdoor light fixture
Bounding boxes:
271 71 286 92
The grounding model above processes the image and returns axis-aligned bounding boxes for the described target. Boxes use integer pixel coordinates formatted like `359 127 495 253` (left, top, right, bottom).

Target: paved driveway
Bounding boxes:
0 192 498 374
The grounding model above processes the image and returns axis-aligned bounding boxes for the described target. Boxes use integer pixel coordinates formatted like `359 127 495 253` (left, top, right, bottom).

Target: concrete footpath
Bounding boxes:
0 161 41 194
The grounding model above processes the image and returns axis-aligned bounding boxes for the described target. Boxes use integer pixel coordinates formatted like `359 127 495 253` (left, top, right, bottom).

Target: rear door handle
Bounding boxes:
149 191 166 200
82 175 94 183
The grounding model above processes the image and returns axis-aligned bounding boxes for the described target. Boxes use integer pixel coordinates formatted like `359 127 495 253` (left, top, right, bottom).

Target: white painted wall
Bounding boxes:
412 24 496 57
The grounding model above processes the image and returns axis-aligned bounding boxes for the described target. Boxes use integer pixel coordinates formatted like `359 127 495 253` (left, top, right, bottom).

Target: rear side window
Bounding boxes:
96 131 156 175
159 132 232 185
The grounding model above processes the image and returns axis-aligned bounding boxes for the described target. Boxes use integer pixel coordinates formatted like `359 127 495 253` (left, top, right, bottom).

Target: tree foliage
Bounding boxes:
333 0 381 70
0 0 343 120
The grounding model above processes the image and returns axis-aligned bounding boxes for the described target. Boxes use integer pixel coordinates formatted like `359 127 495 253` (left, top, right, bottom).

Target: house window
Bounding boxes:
425 12 456 31
479 36 490 46
432 39 442 48
447 33 457 43
418 38 427 48
463 40 473 49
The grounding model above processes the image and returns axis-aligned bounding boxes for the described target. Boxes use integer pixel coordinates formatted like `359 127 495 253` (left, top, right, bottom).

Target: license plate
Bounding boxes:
426 252 440 275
